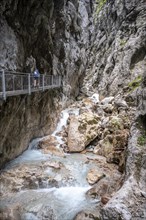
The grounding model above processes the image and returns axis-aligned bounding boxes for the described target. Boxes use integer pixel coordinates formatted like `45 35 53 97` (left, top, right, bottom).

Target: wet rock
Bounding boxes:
0 161 64 196
38 136 64 157
73 210 100 220
101 195 110 205
0 204 22 220
86 169 105 185
43 161 62 169
22 205 57 220
86 169 122 201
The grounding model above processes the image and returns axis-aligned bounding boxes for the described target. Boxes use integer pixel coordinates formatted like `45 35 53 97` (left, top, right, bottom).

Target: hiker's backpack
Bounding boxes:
33 69 40 77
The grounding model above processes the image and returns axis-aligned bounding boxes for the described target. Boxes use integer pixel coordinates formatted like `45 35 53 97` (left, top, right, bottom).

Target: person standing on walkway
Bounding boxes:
33 68 40 87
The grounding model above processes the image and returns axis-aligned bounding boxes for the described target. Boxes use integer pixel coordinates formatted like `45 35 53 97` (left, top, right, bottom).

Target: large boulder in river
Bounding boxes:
68 113 100 152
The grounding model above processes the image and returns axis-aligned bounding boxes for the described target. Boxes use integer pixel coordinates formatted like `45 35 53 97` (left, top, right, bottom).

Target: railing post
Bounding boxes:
13 75 15 91
21 75 23 90
52 75 53 86
28 73 31 95
2 70 6 101
42 74 44 91
59 75 61 86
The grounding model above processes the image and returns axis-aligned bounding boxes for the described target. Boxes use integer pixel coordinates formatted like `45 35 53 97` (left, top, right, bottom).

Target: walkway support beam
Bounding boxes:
2 70 6 101
42 75 44 91
28 74 31 95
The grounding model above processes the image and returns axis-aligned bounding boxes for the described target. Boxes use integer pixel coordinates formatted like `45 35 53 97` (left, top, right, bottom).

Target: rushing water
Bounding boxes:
1 107 101 220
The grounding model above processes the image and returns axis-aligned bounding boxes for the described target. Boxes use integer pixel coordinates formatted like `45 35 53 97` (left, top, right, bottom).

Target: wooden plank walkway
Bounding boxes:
0 70 61 100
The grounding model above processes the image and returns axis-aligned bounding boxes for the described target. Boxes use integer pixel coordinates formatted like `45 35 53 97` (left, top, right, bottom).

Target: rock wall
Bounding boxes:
101 74 146 220
0 0 94 97
0 0 94 167
0 89 61 168
82 0 146 96
80 0 146 219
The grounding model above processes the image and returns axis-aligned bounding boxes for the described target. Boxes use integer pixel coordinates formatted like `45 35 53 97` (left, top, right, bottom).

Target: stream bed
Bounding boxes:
0 104 122 220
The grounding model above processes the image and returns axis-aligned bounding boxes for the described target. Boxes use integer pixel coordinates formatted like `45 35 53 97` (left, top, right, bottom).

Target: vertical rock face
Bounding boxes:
0 0 94 97
0 90 61 168
101 75 146 220
0 0 94 167
79 0 146 219
82 0 146 96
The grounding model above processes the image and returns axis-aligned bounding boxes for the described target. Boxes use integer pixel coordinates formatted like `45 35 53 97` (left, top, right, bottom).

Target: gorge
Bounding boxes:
0 0 146 219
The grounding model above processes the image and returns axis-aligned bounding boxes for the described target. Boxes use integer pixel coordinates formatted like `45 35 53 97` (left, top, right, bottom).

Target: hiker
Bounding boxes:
33 68 40 87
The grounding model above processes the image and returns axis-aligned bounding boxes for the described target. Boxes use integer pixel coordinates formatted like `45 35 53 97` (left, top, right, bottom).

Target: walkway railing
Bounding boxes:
0 70 61 100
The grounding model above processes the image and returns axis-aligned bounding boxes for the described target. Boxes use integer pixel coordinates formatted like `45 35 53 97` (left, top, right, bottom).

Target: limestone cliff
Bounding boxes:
81 0 146 219
0 90 61 168
0 0 93 97
0 0 94 167
82 0 146 96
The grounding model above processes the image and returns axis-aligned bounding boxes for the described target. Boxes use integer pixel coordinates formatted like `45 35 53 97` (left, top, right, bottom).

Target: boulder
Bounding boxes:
93 116 129 172
101 195 110 205
86 169 105 185
90 93 100 103
114 99 128 109
101 97 114 105
67 112 100 152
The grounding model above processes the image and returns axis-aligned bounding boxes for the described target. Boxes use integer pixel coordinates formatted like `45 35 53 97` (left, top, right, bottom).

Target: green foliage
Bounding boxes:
96 0 107 14
128 76 142 92
137 133 146 146
120 39 127 47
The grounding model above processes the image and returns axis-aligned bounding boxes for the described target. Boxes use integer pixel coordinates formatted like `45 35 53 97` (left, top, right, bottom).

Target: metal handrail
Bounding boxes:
0 70 62 100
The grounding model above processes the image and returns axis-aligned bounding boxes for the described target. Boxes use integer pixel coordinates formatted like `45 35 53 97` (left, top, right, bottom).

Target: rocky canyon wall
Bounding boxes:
0 0 94 167
0 90 61 168
82 0 146 97
81 0 146 219
0 0 94 97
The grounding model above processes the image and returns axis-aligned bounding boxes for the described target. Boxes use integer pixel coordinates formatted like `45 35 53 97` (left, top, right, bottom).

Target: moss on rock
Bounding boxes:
95 0 107 14
128 76 142 92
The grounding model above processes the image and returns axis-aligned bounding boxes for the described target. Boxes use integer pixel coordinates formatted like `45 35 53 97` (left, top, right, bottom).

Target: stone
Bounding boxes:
21 205 57 220
101 195 110 205
86 169 105 185
67 112 100 152
0 204 22 220
114 99 128 109
102 104 114 113
38 136 64 157
90 93 100 103
73 211 100 220
101 97 114 105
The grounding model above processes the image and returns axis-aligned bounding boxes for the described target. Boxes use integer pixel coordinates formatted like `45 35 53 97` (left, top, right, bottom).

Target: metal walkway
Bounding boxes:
0 70 61 100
